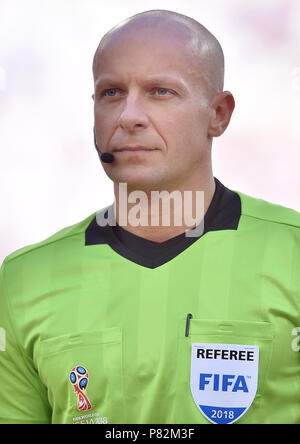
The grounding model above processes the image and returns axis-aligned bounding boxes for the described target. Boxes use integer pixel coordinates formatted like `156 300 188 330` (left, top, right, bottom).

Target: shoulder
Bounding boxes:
235 189 300 228
230 187 300 237
1 211 99 270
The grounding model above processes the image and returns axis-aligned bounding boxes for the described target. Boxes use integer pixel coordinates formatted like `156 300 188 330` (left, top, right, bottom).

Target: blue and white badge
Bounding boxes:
190 343 259 424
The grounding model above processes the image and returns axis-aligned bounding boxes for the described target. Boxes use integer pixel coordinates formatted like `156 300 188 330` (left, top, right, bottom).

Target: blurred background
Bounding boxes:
0 0 299 263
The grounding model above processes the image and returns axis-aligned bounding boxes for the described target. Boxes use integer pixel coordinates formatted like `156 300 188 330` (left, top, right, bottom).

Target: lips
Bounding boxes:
113 146 157 152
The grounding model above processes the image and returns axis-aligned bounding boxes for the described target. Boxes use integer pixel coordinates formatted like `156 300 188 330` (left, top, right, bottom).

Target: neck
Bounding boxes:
113 174 216 243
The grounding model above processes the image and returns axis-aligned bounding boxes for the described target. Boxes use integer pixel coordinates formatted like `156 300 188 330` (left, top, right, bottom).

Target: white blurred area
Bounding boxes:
0 0 299 263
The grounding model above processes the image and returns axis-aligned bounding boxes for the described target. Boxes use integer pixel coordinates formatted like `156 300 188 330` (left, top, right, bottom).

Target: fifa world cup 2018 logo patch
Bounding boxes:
69 365 92 412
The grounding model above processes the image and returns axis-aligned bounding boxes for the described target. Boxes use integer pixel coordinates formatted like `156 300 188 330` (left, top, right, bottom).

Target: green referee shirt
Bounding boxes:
0 177 299 424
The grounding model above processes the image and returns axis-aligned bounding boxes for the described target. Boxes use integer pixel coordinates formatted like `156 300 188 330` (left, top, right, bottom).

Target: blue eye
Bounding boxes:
104 88 118 96
157 88 169 95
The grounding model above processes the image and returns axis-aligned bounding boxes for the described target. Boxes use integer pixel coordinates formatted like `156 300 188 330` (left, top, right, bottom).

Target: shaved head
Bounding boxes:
93 9 225 98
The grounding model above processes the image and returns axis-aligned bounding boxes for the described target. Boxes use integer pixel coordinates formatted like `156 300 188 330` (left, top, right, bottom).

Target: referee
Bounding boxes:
0 10 300 424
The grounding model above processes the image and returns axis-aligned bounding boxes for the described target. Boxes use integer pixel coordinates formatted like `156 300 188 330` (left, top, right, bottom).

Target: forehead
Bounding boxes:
93 24 205 86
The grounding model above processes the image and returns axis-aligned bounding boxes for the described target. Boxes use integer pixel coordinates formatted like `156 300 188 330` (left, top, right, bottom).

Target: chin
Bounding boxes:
108 167 166 192
120 177 156 192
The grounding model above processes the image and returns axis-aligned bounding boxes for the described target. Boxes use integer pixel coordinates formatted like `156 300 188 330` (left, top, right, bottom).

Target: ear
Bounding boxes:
208 91 235 138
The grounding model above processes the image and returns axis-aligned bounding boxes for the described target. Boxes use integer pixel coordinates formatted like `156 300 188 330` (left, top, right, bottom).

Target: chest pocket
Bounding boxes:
34 327 125 424
174 318 274 424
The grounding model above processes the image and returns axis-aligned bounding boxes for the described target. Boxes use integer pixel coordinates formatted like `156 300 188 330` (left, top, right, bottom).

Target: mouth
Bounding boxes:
113 146 158 153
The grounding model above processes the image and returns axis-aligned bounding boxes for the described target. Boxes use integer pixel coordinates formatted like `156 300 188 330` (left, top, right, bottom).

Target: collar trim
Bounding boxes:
85 177 241 269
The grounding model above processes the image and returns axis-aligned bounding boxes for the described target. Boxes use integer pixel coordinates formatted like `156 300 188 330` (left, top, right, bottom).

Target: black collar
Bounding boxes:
85 177 241 269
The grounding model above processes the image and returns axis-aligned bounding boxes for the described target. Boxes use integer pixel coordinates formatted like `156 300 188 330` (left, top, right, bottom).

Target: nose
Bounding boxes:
118 94 149 132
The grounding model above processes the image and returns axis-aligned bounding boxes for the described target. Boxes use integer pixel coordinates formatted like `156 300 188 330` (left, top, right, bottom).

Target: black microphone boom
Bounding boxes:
93 127 115 163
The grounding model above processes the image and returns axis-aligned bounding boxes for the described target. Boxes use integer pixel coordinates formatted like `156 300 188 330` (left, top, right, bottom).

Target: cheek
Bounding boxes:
94 108 118 142
159 108 209 153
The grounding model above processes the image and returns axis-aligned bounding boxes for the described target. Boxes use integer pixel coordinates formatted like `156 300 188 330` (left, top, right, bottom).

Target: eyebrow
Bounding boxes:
94 74 189 93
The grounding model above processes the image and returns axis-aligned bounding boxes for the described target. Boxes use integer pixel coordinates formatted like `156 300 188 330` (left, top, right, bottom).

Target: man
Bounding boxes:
0 10 299 425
